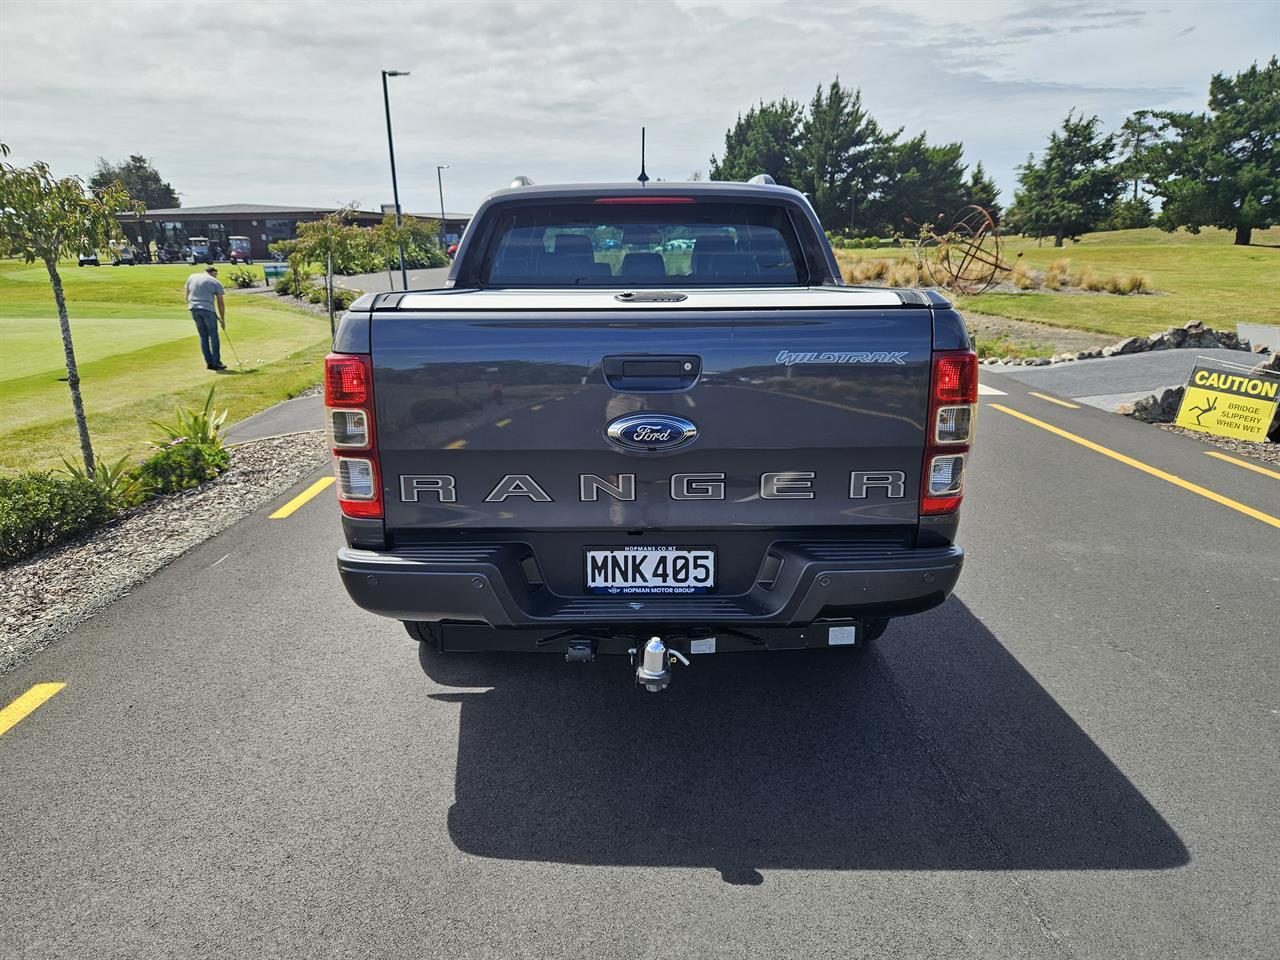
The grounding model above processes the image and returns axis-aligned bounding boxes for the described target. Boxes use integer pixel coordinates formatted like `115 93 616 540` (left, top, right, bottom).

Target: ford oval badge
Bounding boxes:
606 413 698 451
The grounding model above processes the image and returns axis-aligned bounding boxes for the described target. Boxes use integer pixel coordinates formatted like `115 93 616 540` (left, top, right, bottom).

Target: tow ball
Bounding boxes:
632 636 690 693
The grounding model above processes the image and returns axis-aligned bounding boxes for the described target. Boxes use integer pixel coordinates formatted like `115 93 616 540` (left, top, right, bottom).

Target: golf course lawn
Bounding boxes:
0 260 331 474
837 226 1280 341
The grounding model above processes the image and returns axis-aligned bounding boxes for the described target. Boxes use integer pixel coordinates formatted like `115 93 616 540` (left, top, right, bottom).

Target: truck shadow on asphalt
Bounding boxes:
422 598 1188 881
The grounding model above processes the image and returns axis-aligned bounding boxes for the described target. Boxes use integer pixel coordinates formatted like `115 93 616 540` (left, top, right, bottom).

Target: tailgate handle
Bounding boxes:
602 355 701 392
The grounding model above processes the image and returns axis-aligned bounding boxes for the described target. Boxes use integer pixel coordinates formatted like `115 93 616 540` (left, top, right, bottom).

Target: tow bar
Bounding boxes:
632 636 690 693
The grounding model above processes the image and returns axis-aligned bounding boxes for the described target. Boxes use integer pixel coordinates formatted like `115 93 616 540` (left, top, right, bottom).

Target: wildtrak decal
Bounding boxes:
775 350 909 366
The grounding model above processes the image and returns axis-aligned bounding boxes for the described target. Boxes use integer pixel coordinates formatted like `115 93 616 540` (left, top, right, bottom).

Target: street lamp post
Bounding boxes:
436 164 449 250
381 69 410 291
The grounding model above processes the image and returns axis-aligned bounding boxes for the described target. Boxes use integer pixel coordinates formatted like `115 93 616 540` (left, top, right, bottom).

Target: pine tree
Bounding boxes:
1149 57 1278 246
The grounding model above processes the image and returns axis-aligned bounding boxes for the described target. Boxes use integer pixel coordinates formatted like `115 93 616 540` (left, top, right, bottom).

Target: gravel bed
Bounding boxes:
962 311 1112 354
1154 424 1280 469
0 432 330 676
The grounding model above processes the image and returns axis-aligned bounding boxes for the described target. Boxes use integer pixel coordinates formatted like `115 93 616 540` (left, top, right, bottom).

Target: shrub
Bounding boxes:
274 268 312 297
227 267 259 289
1044 258 1071 290
1119 271 1150 294
885 260 919 287
973 335 1054 361
150 387 228 448
865 236 881 248
332 286 362 310
1074 266 1106 291
61 453 148 509
0 472 116 564
844 257 894 284
133 441 230 494
1010 260 1041 290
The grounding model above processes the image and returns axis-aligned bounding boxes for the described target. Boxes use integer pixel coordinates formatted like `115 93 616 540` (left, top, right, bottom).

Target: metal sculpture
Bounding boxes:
933 205 1010 294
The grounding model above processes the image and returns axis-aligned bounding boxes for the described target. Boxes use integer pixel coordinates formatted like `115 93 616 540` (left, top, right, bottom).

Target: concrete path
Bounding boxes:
993 347 1266 410
337 265 451 294
225 394 323 444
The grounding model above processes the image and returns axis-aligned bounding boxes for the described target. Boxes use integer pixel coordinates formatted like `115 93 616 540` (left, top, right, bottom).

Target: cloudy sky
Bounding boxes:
1 0 1276 215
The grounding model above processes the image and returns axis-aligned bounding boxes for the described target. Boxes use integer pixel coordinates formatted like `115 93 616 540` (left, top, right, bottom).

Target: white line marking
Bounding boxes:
211 553 231 567
977 383 1007 396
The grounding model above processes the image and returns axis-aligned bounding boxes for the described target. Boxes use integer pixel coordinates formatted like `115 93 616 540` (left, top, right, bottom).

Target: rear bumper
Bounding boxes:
337 540 963 629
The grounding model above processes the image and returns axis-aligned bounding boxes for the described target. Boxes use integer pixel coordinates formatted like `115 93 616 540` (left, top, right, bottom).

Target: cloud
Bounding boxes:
1 0 1276 212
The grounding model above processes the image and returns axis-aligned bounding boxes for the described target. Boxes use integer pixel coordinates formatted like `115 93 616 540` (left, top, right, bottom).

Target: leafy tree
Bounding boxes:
1009 112 1121 246
868 134 966 235
963 161 1002 221
1148 57 1278 246
89 154 178 209
0 151 142 471
709 99 804 187
799 80 896 230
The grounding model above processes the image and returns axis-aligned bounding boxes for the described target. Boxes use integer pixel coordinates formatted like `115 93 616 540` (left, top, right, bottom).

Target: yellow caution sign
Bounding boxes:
1175 364 1279 441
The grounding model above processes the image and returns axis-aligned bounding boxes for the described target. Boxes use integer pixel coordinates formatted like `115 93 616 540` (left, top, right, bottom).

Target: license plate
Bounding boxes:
585 546 715 594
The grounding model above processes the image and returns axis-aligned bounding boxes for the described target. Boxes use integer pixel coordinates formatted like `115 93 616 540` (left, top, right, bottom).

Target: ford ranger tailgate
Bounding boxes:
372 288 932 532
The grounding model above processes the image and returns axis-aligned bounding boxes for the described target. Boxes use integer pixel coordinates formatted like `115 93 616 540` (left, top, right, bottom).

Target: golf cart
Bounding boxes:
78 251 100 266
185 237 214 265
228 236 254 265
110 246 135 266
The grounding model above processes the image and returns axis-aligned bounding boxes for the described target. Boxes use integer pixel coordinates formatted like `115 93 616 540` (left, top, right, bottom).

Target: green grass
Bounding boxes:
837 226 1280 341
0 259 330 474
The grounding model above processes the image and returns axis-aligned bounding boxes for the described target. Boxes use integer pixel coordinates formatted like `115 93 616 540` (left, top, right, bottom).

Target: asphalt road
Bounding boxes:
3 371 1279 959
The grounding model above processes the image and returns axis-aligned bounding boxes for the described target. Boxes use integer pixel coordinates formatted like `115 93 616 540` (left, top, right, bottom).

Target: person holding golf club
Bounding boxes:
184 265 227 371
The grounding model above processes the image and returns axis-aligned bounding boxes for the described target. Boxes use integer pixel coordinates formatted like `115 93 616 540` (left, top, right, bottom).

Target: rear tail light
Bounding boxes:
922 350 977 515
326 355 369 405
327 408 369 449
325 353 382 519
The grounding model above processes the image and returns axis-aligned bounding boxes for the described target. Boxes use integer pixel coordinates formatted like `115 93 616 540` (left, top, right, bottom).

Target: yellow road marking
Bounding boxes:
1028 391 1080 409
0 683 65 737
1205 450 1280 481
495 418 512 428
530 405 544 411
268 476 335 519
991 404 1280 530
445 439 468 449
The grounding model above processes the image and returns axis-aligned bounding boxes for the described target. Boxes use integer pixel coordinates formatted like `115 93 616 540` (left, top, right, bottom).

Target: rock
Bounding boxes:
1032 357 1051 366
1184 320 1205 335
1124 385 1185 423
1102 345 1119 357
1114 336 1148 355
1075 350 1091 361
1167 328 1188 348
1253 342 1269 353
1252 352 1280 375
982 357 999 365
1219 332 1239 349
1148 332 1170 351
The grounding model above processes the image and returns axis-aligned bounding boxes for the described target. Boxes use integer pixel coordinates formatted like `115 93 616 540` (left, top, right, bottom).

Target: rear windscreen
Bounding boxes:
479 200 808 287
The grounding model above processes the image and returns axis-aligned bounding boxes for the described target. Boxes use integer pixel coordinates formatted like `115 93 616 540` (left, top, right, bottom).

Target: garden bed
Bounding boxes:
0 431 329 676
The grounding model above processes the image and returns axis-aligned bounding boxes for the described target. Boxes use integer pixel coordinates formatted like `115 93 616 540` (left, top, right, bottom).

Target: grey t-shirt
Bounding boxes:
186 272 224 311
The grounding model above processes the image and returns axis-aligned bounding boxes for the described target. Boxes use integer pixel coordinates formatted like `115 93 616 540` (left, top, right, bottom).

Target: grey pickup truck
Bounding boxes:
329 178 975 690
